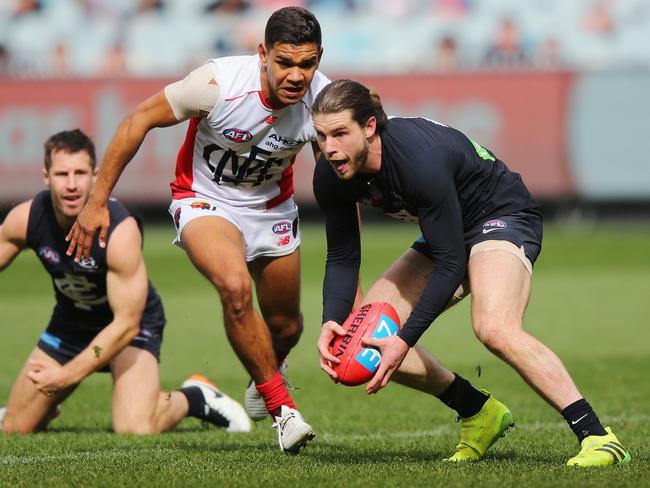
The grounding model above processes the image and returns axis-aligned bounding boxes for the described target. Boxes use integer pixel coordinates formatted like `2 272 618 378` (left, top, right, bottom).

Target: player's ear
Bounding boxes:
317 47 323 64
258 43 268 65
364 116 377 138
42 167 50 186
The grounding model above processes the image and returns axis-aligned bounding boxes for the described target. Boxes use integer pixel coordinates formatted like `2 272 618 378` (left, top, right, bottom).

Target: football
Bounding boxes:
331 302 401 386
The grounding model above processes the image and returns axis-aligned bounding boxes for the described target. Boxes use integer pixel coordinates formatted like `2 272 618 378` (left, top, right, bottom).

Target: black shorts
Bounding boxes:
37 320 165 371
411 210 543 267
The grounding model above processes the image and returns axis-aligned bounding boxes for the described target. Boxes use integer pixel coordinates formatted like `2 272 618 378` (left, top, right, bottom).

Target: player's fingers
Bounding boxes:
65 222 77 243
82 233 94 261
380 369 393 388
65 224 79 255
319 360 338 380
98 224 108 249
319 346 340 364
333 324 346 336
366 367 385 394
72 229 85 262
361 336 380 348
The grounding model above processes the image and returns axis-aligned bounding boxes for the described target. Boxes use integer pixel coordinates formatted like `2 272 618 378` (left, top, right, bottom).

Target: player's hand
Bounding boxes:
65 198 110 262
317 320 346 382
362 335 410 394
26 360 74 396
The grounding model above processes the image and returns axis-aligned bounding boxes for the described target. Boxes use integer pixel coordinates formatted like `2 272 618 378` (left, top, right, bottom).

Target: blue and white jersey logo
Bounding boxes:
355 314 399 373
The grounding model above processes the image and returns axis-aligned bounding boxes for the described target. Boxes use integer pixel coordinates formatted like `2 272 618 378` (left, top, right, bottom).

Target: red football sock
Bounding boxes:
255 371 295 417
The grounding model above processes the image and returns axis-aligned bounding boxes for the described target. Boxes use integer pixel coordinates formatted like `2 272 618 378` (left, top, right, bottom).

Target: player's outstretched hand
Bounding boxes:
65 199 110 262
362 335 409 394
27 359 73 397
317 320 347 382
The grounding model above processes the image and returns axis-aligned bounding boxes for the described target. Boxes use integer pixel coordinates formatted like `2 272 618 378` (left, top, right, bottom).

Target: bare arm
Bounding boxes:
28 217 148 393
0 201 31 271
65 91 180 262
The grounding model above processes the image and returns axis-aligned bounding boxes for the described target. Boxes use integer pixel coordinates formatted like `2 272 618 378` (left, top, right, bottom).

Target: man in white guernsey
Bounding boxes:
65 7 329 453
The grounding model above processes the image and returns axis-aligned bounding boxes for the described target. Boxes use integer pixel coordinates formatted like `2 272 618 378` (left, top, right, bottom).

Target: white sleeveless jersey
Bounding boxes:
171 55 330 208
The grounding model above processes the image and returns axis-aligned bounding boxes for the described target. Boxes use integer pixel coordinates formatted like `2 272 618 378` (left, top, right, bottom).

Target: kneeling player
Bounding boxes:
0 129 250 434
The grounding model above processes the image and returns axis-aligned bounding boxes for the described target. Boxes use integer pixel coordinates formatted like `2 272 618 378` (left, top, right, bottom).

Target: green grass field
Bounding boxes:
1 222 648 487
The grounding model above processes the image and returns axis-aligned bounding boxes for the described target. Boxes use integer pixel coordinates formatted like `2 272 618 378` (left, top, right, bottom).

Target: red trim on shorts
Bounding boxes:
170 117 200 199
266 157 295 210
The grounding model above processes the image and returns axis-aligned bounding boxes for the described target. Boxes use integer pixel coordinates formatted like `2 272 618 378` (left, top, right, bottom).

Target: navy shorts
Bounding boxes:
37 320 165 371
411 210 544 267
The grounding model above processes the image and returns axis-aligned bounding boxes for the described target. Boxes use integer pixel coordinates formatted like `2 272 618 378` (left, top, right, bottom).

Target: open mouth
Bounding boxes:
62 195 81 206
329 159 349 174
282 86 302 98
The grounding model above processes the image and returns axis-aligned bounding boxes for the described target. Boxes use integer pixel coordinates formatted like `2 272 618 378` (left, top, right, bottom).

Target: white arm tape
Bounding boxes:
163 63 221 121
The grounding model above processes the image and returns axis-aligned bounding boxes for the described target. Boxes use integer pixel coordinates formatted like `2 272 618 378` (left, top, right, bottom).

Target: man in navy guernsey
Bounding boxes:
311 80 630 467
0 129 250 434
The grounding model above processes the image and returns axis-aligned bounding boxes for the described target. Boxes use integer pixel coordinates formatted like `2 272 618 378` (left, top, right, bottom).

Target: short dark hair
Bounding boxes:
44 129 96 171
264 7 321 49
311 79 388 133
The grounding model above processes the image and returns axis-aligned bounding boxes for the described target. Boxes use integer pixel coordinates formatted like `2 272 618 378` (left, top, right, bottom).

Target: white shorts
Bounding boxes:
169 197 300 262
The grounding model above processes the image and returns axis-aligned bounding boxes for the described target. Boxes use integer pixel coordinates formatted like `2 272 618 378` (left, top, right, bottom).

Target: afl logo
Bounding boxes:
78 257 97 270
223 128 253 143
272 221 292 235
38 246 60 264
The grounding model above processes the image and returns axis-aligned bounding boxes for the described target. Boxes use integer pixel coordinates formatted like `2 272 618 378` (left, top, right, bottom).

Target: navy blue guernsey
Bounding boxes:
313 117 540 347
26 191 165 342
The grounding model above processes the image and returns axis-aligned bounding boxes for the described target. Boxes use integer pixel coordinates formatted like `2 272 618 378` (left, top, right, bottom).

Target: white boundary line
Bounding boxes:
0 415 646 465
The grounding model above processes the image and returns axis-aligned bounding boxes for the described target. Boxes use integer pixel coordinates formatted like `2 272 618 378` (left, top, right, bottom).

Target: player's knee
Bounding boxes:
216 275 253 319
114 419 159 435
473 319 517 355
268 312 303 347
1 415 38 434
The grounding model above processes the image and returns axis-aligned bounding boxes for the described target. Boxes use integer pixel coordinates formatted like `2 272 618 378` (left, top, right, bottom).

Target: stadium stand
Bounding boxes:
0 0 649 77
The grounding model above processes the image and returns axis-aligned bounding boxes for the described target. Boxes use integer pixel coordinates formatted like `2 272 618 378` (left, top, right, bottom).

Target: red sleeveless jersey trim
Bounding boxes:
170 117 200 199
266 156 295 209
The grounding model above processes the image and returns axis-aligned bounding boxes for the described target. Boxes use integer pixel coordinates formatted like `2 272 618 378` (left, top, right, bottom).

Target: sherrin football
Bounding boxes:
331 302 401 386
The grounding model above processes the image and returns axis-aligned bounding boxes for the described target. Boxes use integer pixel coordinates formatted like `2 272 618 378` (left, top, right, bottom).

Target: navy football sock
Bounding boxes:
437 373 489 418
561 398 607 442
179 386 206 419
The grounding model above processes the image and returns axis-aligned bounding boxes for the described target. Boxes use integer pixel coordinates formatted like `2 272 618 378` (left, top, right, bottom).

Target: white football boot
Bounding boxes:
0 407 5 427
272 405 315 453
245 360 293 421
182 375 252 433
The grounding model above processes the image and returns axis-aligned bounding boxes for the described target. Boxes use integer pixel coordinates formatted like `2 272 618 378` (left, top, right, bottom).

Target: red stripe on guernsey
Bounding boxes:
224 90 258 103
266 157 295 209
170 117 200 199
257 91 273 109
224 91 272 110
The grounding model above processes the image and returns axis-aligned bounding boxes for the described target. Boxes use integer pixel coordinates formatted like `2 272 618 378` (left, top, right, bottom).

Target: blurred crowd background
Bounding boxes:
1 0 649 77
0 0 648 214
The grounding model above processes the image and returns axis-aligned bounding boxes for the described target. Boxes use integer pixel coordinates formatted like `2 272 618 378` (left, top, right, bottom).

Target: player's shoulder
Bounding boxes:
208 55 258 88
105 214 143 268
1 198 33 243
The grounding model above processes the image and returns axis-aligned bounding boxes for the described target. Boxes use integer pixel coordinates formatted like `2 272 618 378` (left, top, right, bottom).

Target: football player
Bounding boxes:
312 79 630 467
0 129 250 434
